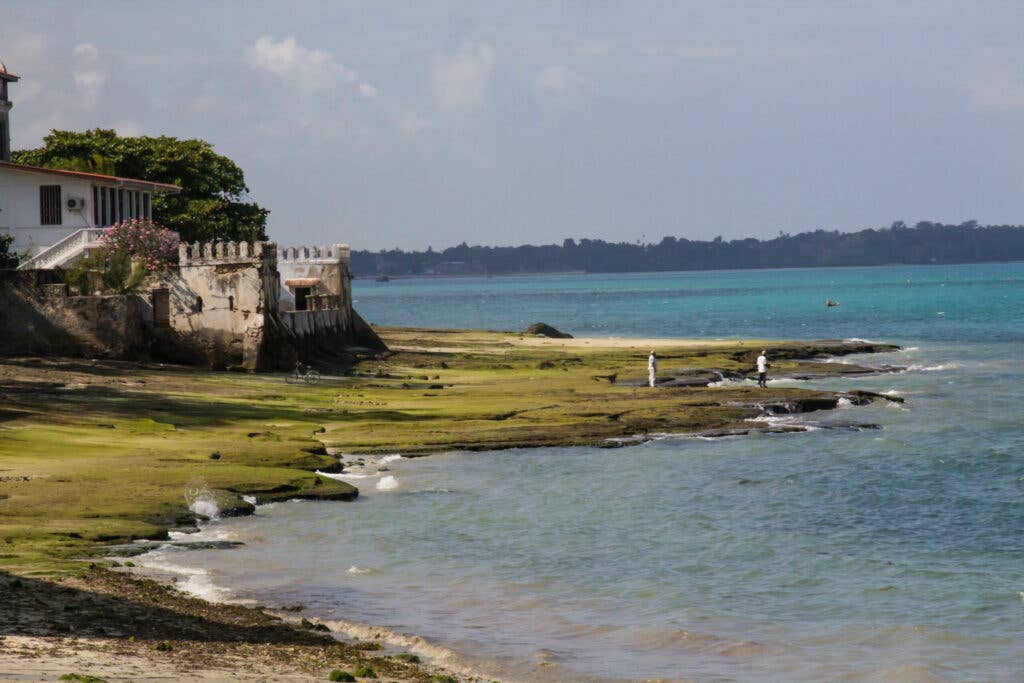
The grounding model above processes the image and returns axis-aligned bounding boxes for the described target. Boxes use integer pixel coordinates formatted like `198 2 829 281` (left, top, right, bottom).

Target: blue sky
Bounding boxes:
3 1 1024 250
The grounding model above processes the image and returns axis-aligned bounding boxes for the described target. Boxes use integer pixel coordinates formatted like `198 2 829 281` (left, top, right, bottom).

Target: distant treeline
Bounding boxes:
350 221 1024 277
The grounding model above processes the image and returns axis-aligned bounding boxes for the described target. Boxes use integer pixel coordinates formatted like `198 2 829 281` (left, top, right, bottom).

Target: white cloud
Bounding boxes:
245 35 357 90
359 82 379 99
72 42 106 108
73 43 99 60
397 111 430 137
534 65 597 97
432 43 495 111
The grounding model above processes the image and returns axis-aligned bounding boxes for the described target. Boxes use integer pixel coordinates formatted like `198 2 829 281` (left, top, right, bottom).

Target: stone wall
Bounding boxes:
0 271 151 358
276 243 352 326
167 240 294 371
1 238 384 368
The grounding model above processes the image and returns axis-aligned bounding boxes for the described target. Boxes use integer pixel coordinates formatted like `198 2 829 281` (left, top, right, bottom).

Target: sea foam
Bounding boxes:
376 475 400 491
185 487 221 520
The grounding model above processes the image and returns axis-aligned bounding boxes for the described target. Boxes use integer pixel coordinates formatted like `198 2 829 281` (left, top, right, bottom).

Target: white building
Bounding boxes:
0 62 181 269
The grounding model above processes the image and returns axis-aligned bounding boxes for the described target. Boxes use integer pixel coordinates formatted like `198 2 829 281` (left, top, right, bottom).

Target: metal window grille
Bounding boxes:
40 185 62 225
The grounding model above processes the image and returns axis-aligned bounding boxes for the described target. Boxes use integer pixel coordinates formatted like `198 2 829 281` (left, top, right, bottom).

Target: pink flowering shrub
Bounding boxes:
99 219 179 272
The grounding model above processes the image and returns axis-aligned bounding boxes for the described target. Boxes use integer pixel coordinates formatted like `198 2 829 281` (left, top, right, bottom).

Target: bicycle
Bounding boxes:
287 361 321 385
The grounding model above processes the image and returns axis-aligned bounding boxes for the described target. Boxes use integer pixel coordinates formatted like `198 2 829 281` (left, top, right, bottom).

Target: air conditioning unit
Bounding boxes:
66 197 86 211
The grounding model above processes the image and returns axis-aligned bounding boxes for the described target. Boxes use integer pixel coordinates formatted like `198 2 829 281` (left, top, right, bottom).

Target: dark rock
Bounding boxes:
524 322 573 338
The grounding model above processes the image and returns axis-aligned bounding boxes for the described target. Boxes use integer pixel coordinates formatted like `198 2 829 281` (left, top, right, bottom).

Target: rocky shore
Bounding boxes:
0 326 904 681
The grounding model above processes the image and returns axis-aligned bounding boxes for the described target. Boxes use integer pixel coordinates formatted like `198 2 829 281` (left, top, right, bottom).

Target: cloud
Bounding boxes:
72 42 106 108
359 82 379 99
534 65 597 97
245 35 358 90
73 43 99 60
397 111 430 137
432 43 495 111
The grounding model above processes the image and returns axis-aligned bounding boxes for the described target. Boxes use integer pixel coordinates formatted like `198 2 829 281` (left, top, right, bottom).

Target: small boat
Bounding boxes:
826 299 839 307
375 274 390 282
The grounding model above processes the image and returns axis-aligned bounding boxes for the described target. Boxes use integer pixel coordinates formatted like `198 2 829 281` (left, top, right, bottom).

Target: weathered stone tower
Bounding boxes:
0 61 18 162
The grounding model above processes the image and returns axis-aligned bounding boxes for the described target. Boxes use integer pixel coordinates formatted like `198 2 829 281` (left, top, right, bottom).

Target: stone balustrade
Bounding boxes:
304 293 342 311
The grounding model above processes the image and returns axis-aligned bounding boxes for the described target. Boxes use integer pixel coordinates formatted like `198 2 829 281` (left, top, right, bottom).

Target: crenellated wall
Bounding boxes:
276 242 352 320
1 238 382 369
178 240 270 265
167 239 373 367
163 240 293 370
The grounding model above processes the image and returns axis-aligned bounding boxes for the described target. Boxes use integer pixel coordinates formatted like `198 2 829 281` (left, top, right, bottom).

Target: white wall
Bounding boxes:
0 168 95 255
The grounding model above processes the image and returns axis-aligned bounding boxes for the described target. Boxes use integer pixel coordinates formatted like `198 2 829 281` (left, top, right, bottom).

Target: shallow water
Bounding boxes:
143 264 1024 682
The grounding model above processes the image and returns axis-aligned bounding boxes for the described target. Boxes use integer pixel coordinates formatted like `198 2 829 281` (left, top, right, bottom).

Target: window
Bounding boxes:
40 185 62 225
143 193 151 218
93 187 99 225
228 295 235 311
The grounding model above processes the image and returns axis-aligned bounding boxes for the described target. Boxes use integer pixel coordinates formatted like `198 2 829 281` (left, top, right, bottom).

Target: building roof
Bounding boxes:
0 161 181 193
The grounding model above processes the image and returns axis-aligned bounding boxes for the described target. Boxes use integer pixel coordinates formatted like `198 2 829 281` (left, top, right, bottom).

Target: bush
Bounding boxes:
63 220 177 294
328 671 355 682
99 219 179 272
352 665 377 678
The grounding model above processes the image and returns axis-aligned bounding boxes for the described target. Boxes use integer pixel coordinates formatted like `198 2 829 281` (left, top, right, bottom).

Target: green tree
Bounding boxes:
13 129 268 243
0 233 17 268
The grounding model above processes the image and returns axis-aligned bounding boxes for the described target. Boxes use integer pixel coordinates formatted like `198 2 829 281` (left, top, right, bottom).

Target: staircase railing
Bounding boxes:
18 228 107 270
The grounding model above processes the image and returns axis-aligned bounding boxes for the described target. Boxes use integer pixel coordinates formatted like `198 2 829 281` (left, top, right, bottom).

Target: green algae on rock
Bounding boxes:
0 327 898 574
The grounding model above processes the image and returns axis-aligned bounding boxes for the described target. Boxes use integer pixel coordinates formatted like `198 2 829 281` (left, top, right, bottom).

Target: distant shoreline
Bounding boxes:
348 222 1024 278
352 259 1024 282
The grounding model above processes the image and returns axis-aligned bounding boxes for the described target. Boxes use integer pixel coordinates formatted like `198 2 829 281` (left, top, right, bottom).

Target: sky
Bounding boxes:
3 1 1024 251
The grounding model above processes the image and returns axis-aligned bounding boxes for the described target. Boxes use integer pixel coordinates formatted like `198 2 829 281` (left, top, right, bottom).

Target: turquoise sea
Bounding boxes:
144 264 1024 682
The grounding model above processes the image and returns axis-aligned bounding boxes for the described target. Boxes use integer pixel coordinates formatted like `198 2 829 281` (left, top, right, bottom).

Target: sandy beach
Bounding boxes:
0 567 471 682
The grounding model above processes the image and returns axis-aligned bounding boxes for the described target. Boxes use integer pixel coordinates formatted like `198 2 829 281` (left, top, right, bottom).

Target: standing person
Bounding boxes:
648 350 658 388
756 350 769 388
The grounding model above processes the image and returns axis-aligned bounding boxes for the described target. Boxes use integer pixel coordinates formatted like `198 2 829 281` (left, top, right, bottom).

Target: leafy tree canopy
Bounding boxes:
13 129 268 243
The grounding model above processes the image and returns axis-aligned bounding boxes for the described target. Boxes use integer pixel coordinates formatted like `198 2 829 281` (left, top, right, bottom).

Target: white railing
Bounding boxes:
18 228 107 270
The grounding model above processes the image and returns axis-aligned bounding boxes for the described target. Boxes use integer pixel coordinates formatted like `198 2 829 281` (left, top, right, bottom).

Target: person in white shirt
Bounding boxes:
648 350 658 388
756 350 769 388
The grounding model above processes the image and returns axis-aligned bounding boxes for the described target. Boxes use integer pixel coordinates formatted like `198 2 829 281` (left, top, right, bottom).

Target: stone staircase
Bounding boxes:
18 228 106 270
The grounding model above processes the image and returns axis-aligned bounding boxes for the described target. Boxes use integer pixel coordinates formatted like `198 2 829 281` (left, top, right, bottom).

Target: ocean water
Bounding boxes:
143 264 1024 682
